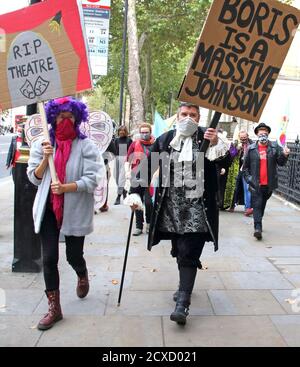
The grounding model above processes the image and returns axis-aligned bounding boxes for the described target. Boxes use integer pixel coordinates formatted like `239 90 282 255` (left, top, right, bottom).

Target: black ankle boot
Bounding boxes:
123 190 127 199
170 291 191 325
114 195 121 205
254 222 263 240
173 289 179 302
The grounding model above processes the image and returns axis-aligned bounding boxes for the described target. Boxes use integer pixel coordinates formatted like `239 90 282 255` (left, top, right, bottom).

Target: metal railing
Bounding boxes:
276 140 300 205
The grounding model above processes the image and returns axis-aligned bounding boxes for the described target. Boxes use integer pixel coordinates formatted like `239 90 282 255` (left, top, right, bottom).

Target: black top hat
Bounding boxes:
254 123 271 135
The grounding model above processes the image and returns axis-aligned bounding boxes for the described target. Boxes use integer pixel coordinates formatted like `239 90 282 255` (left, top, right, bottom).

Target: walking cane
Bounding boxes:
117 209 134 306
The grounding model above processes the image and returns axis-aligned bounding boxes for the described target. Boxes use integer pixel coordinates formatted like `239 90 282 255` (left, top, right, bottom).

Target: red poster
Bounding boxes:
0 0 92 110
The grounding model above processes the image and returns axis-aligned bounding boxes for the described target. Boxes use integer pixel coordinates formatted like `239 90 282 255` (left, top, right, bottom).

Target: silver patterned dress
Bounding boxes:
158 133 208 234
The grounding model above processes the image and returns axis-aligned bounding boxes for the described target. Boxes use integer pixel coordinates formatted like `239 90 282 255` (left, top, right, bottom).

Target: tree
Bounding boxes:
137 0 211 119
90 0 297 127
127 0 145 130
92 0 211 126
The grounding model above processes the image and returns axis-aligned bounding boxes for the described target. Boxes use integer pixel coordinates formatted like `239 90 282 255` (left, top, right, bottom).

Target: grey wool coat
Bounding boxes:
27 137 105 236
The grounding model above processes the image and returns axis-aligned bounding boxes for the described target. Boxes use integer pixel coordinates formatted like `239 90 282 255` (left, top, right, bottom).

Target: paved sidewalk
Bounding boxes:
1 175 300 347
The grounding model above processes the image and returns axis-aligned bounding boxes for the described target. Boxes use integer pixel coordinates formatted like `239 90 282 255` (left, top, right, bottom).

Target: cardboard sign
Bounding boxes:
178 0 300 122
0 0 92 111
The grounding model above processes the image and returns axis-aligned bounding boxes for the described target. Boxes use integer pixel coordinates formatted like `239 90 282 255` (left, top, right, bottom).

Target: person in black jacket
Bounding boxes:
243 123 290 240
129 102 229 325
6 126 23 182
99 139 116 212
114 126 132 205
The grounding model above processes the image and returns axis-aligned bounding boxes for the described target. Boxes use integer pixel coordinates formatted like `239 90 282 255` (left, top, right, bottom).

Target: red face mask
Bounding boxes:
55 118 77 141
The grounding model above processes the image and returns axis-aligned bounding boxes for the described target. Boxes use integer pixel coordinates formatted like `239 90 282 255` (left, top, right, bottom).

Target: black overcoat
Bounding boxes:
131 128 229 252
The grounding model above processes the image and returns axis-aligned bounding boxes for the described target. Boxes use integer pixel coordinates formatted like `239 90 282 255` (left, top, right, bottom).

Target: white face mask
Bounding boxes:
177 117 198 137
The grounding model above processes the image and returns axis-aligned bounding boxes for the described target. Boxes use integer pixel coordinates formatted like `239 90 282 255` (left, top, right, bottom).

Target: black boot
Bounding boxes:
123 189 127 199
173 283 179 302
171 266 197 323
170 291 191 325
114 195 121 205
254 222 262 240
173 266 198 301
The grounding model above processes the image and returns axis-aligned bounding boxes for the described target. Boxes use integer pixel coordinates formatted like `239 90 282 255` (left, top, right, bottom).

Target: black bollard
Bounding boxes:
12 103 41 272
12 148 41 273
12 0 42 272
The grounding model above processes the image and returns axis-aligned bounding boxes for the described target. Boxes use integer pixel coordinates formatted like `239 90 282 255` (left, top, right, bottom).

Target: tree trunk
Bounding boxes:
143 37 152 120
127 0 145 131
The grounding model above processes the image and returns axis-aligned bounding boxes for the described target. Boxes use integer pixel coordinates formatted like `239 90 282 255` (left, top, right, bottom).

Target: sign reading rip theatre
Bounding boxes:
179 0 300 122
7 31 62 105
0 0 92 110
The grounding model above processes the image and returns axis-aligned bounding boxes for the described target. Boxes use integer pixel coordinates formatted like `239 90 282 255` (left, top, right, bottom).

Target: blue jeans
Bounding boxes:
252 186 272 229
242 177 251 209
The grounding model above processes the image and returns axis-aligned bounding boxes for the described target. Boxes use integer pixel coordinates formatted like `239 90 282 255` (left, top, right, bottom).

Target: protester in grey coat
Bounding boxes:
27 97 104 331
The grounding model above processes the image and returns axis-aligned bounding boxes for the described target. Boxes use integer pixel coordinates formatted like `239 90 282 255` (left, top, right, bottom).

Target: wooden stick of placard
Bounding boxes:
38 102 58 182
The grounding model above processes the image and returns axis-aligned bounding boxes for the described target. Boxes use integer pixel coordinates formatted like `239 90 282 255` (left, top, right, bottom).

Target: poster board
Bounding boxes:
178 0 300 122
82 0 111 76
0 0 92 111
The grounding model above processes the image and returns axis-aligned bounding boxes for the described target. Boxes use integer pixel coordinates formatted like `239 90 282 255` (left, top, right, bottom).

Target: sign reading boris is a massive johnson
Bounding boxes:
178 0 300 122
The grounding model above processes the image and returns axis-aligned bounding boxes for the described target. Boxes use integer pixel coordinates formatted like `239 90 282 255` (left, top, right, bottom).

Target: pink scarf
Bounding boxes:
52 118 77 228
131 136 155 170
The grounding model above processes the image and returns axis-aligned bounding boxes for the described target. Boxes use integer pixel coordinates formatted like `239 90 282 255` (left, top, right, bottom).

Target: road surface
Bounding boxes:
0 134 13 179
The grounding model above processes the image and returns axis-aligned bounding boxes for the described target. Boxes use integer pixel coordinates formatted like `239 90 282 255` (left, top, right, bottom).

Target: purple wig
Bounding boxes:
45 97 88 145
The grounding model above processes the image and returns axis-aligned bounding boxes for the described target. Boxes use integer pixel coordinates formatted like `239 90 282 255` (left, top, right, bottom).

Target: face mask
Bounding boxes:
258 134 268 144
177 116 198 137
141 133 151 141
56 118 76 141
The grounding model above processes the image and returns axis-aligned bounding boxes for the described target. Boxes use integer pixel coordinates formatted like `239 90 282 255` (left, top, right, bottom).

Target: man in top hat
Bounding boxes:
243 123 290 240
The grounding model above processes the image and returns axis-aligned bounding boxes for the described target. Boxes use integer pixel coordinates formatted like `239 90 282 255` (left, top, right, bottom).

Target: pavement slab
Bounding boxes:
36 316 164 347
208 290 286 315
163 315 287 347
219 271 294 290
1 175 300 347
106 290 214 316
270 315 300 347
0 315 42 347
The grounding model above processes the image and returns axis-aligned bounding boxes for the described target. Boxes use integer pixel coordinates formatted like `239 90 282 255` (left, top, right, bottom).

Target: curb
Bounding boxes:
273 193 300 212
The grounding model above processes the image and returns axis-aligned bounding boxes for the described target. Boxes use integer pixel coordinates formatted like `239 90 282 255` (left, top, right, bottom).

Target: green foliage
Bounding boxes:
279 0 293 4
90 0 211 123
88 0 294 123
86 86 120 121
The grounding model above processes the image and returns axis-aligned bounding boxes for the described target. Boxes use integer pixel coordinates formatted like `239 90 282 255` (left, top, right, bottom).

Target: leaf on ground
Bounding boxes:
285 298 296 305
112 279 119 285
150 268 158 273
30 325 37 330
